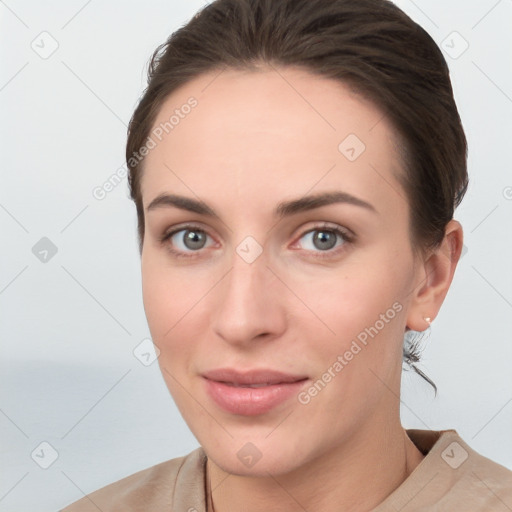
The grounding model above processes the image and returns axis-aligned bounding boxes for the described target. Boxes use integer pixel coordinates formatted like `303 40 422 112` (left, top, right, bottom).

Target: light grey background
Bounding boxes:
0 1 511 511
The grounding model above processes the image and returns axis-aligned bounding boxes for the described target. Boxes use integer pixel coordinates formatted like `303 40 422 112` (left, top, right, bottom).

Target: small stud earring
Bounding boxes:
424 316 431 326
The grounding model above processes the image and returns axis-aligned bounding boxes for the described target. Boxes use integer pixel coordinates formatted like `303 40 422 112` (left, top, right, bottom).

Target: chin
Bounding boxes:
200 430 314 477
207 444 299 477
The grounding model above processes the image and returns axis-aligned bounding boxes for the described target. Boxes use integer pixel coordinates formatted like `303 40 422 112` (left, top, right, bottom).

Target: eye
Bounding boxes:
159 222 354 259
295 224 353 256
160 224 216 257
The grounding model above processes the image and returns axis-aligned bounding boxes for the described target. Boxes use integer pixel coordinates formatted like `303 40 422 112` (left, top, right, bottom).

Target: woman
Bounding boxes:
61 0 512 510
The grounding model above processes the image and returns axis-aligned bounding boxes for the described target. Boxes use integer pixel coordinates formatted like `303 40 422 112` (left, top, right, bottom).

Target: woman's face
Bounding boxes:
140 67 424 475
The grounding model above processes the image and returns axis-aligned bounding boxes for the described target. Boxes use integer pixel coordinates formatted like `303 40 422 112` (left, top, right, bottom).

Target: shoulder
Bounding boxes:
377 429 512 511
451 432 512 506
60 447 207 512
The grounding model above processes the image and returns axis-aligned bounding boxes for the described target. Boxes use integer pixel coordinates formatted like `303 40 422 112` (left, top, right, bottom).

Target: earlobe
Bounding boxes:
405 220 464 332
405 315 432 333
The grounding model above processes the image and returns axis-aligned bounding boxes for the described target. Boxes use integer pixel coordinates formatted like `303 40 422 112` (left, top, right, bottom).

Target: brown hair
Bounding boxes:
126 0 468 390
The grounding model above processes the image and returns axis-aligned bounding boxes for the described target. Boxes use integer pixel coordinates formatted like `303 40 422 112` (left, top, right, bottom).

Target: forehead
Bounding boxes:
140 67 405 216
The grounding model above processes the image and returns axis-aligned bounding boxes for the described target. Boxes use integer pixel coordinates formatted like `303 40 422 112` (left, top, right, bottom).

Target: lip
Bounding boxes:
202 368 309 416
202 368 308 385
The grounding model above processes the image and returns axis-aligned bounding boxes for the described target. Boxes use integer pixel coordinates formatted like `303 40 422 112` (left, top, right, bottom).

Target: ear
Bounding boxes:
406 219 464 331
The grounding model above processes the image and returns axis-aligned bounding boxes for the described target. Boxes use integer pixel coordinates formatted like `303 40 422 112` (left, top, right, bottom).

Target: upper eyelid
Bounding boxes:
163 222 350 236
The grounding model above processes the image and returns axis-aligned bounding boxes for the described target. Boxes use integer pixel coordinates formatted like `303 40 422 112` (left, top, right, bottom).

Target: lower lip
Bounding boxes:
203 378 308 416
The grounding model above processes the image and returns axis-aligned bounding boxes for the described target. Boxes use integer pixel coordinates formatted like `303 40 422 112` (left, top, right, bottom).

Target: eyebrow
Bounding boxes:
146 191 377 218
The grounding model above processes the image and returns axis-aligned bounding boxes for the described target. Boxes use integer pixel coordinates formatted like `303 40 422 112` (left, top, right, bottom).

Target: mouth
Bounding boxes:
201 368 309 416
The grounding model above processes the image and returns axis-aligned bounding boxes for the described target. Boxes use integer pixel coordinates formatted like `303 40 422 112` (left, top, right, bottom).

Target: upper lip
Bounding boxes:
202 368 308 385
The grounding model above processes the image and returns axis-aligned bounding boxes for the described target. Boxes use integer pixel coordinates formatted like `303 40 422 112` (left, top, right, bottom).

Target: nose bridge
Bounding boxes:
212 240 285 344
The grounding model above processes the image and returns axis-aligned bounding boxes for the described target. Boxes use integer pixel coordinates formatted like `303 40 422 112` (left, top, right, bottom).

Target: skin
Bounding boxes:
139 66 463 512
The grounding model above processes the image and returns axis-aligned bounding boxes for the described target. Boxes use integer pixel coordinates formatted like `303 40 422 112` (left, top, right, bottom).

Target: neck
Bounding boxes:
207 421 424 512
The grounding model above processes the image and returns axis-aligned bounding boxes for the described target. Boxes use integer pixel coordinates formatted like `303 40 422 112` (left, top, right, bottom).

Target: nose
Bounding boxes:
212 245 287 348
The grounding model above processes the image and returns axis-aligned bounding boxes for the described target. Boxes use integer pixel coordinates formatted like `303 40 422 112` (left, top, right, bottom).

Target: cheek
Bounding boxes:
141 252 215 377
141 262 214 436
293 270 407 423
141 257 190 379
309 262 406 336
141 251 203 337
296 250 410 384
142 266 195 404
141 264 171 337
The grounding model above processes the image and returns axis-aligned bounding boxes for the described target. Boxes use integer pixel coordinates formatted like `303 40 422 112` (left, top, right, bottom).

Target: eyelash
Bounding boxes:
159 223 355 260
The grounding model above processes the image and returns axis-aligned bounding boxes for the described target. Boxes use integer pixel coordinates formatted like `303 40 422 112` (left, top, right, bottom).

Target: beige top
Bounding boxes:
60 429 512 511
